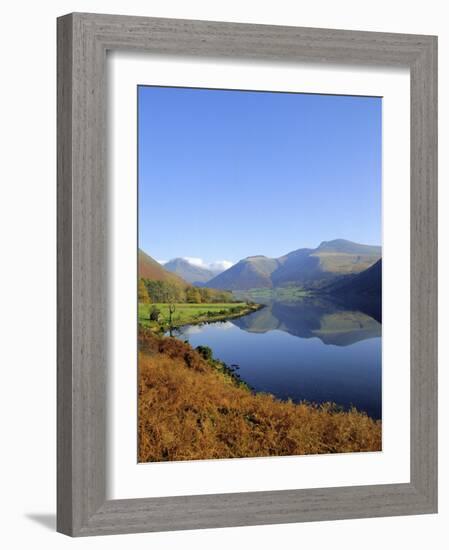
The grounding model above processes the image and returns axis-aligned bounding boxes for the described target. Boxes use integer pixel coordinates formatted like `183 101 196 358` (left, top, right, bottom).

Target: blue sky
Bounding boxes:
138 86 381 266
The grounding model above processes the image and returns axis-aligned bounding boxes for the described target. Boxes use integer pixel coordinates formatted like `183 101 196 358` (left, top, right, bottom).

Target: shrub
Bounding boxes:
149 305 161 322
196 345 213 361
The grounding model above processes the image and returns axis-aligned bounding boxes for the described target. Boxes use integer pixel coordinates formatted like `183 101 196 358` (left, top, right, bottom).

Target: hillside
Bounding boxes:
320 260 382 322
138 249 187 286
207 256 279 291
207 239 381 291
324 259 382 297
314 239 380 256
164 257 215 284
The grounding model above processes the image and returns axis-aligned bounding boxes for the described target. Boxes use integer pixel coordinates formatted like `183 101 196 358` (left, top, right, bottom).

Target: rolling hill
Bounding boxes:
138 249 187 286
207 240 381 291
164 258 215 285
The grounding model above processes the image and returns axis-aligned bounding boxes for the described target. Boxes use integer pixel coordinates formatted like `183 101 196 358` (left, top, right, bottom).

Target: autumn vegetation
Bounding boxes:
138 328 382 462
138 277 263 331
139 277 234 304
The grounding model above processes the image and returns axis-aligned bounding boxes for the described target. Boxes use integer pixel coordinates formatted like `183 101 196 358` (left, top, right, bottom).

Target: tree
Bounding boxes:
196 345 213 361
145 280 184 303
149 305 160 322
138 279 150 303
186 286 201 303
168 303 176 328
166 301 176 335
199 287 211 303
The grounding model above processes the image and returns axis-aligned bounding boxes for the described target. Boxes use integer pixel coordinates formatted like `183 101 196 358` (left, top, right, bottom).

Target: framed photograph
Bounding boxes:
57 13 437 536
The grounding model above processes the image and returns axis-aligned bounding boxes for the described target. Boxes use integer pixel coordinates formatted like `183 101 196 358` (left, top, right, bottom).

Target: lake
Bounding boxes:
174 296 382 419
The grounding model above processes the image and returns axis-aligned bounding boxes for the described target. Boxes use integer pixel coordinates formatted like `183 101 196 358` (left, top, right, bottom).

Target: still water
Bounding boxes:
174 297 382 419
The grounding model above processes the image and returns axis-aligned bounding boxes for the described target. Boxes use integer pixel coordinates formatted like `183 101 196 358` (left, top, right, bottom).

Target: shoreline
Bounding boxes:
138 327 382 462
139 322 379 421
172 302 265 329
140 302 265 333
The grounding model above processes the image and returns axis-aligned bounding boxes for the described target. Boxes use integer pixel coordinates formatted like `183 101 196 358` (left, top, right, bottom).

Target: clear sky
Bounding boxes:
138 86 381 266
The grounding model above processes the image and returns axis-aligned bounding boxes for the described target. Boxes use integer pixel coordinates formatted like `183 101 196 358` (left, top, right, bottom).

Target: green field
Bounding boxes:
138 302 262 330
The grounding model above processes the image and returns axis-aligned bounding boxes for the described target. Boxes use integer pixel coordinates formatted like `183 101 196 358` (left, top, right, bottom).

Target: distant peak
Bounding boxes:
318 238 352 248
316 239 381 255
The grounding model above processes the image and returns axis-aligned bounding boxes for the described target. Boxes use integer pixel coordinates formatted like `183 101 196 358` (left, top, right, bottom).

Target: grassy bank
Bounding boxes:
138 301 263 331
138 329 382 462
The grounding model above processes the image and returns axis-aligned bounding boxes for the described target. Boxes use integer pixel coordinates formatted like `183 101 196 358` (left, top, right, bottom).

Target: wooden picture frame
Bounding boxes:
57 12 437 536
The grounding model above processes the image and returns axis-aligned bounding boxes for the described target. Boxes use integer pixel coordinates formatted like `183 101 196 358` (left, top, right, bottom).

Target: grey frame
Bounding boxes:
57 12 438 537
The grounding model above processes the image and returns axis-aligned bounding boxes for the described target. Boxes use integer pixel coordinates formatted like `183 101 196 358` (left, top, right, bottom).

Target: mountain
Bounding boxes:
206 255 280 291
138 249 187 286
321 259 382 322
273 240 381 287
324 259 382 297
314 239 380 256
164 258 215 285
207 240 381 291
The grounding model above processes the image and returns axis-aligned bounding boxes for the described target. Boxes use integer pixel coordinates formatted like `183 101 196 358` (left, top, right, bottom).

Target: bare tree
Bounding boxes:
168 301 176 336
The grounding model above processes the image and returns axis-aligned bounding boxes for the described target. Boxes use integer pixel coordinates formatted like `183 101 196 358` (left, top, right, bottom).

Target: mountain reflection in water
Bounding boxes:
176 296 382 419
232 297 381 346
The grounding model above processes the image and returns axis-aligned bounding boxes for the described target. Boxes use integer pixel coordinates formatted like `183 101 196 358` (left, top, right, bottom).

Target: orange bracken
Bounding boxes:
138 329 381 462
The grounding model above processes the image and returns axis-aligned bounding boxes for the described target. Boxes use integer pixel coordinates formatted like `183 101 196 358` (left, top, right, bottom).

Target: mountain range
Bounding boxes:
206 239 381 291
163 258 219 285
139 239 381 293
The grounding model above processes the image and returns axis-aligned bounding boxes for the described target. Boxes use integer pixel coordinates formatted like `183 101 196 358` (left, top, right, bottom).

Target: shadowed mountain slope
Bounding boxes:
324 259 382 297
320 259 382 322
